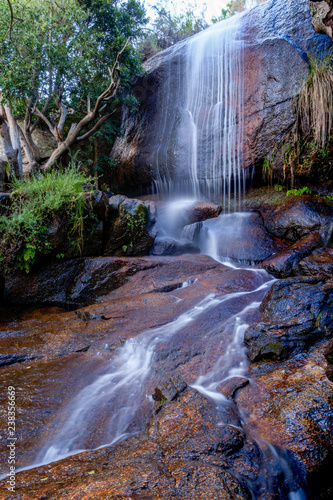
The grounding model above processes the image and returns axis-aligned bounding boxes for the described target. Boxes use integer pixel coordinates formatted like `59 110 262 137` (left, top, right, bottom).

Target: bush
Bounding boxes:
0 165 93 274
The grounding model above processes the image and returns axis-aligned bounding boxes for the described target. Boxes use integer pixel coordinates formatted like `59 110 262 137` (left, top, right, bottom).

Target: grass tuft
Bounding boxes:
0 163 93 274
297 51 333 149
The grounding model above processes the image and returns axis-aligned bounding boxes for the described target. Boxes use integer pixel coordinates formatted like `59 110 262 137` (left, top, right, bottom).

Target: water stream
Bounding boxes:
1 2 311 497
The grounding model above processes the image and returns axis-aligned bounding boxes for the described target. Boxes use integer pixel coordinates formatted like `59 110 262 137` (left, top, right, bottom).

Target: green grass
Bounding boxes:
0 164 93 273
297 51 333 149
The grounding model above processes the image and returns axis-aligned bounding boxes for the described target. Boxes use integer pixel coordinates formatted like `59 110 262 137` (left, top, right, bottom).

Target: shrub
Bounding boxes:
0 164 93 273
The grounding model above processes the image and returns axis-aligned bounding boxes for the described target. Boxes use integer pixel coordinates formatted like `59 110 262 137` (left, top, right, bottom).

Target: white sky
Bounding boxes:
144 0 231 23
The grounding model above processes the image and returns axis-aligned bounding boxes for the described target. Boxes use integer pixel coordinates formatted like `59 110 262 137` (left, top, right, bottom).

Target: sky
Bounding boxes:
144 0 231 23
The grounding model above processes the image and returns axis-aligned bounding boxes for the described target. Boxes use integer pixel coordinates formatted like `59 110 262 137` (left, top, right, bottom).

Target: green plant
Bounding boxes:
297 51 333 149
274 183 284 192
0 162 93 273
121 205 148 254
286 186 312 197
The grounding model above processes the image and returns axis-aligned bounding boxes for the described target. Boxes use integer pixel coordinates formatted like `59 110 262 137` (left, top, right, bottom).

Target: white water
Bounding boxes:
152 14 245 207
37 276 274 467
38 293 221 464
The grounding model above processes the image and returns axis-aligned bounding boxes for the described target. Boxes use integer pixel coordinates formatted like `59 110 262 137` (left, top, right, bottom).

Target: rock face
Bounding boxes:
110 0 332 194
310 0 333 39
245 277 333 361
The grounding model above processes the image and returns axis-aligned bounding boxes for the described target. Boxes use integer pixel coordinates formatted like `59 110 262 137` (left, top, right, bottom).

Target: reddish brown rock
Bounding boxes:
261 232 322 278
295 247 333 279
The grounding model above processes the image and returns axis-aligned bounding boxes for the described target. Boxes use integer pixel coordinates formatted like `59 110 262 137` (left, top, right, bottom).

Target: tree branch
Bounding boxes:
33 108 57 140
55 96 67 141
76 112 115 142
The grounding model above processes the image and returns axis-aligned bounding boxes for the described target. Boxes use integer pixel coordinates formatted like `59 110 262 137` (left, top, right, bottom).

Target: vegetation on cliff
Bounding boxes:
0 164 93 274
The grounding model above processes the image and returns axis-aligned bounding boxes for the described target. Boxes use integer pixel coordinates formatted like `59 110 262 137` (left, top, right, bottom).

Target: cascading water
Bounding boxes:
152 14 246 209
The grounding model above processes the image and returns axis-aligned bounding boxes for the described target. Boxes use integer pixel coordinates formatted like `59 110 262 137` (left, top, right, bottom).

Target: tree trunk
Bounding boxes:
0 158 6 191
40 140 70 171
93 138 99 190
0 115 20 178
3 105 23 177
18 126 40 176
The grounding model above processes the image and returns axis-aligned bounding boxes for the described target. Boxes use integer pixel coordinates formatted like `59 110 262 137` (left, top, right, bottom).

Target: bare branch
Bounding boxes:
68 123 77 136
87 94 91 114
33 107 57 139
76 112 115 142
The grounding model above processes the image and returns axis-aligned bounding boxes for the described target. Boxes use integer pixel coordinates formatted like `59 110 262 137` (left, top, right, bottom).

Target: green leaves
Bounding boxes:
0 162 94 273
0 0 147 124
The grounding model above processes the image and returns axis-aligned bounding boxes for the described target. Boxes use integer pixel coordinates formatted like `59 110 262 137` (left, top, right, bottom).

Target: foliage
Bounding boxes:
286 186 312 197
0 0 146 114
0 0 147 172
297 51 333 149
120 204 148 254
140 1 208 57
0 163 93 273
211 0 267 23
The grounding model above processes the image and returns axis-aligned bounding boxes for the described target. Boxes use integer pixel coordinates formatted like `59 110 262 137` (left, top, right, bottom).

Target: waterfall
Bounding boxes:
152 15 246 209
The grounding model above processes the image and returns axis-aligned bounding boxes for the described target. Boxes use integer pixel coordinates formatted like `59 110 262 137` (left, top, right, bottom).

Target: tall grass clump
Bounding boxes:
0 164 93 273
297 51 333 149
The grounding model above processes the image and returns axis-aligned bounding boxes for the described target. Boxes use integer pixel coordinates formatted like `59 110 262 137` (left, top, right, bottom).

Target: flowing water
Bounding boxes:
152 14 246 208
1 3 310 497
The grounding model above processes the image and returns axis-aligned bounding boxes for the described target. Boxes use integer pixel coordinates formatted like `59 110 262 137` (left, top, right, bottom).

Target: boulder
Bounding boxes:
261 232 322 278
201 212 277 264
244 277 333 361
183 202 222 225
295 247 333 278
260 197 333 244
104 196 156 256
151 237 200 256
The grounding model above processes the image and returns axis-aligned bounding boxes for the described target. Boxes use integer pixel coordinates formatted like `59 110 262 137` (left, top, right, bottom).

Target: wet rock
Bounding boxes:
152 375 187 412
235 344 333 498
324 340 333 381
104 197 156 256
181 221 203 244
261 232 322 278
183 201 222 225
244 277 333 361
295 247 333 279
0 353 31 367
260 198 333 244
217 377 250 399
151 237 199 256
202 212 276 264
5 388 256 499
3 259 86 306
4 254 222 307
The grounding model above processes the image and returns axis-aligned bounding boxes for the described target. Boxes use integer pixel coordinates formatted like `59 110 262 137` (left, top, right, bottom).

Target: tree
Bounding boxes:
0 0 147 178
211 0 267 23
140 1 208 58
